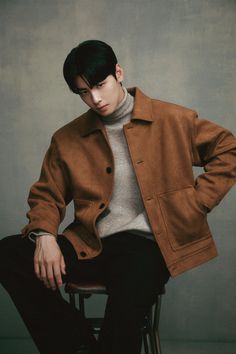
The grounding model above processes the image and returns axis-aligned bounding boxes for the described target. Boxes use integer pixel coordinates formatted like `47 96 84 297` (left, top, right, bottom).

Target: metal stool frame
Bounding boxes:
65 281 165 354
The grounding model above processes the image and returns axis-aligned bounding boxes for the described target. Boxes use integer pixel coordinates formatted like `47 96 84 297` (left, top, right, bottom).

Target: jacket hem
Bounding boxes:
168 243 218 277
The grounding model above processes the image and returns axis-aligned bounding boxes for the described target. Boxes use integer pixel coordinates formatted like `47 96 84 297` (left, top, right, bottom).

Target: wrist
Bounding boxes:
36 234 57 244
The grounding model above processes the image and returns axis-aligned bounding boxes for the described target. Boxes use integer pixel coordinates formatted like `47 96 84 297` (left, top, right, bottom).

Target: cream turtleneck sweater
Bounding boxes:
96 87 154 240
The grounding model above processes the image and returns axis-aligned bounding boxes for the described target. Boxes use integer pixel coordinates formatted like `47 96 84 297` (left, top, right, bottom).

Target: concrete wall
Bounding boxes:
0 0 236 346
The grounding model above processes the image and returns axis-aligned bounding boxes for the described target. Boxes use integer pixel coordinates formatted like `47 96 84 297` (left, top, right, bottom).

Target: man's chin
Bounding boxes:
97 109 114 117
99 112 112 117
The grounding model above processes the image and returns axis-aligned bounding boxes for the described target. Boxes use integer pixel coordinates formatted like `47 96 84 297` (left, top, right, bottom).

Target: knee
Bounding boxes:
0 236 14 271
0 235 14 260
0 234 26 276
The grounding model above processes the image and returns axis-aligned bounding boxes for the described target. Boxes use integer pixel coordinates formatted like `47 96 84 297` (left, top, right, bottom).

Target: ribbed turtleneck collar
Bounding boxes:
99 87 134 125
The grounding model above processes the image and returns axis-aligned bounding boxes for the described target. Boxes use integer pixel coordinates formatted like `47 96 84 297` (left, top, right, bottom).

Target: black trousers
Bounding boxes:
0 231 170 354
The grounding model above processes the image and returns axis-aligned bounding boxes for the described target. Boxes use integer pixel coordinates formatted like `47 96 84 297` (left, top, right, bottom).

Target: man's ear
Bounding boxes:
115 63 124 83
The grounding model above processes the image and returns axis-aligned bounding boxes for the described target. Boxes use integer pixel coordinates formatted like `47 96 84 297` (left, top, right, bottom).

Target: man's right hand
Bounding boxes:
34 235 66 290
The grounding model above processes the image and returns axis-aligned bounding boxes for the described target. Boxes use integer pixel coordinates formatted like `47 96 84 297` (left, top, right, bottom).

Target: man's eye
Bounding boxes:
97 82 105 88
79 91 88 96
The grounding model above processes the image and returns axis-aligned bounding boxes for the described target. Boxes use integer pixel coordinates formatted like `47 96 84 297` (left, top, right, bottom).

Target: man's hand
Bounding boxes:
34 235 66 290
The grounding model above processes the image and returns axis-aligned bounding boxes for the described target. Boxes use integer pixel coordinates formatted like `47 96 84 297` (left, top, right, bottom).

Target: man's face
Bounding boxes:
75 64 125 116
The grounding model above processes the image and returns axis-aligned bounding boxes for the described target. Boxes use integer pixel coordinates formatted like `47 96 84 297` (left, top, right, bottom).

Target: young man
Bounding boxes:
0 40 236 354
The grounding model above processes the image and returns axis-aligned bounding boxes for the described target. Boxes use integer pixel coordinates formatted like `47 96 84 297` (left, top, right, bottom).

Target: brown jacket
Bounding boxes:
22 87 236 277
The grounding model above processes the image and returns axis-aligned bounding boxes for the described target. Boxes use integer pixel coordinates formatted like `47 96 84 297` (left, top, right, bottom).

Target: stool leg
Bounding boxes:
69 293 76 309
143 331 150 354
145 309 157 354
79 294 86 317
154 330 162 354
153 295 162 354
149 322 157 353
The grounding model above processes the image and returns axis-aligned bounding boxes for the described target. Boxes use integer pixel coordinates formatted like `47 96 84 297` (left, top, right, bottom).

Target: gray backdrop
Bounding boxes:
0 0 236 347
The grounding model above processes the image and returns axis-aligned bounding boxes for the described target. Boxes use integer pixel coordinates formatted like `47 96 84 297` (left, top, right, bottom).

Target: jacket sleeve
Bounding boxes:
192 114 236 212
21 136 72 237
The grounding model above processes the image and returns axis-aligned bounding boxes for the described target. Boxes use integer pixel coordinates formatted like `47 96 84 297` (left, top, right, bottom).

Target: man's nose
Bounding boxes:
91 90 102 105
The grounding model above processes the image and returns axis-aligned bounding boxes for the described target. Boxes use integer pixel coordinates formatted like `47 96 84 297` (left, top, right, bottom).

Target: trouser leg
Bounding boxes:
0 231 170 354
97 232 170 354
0 234 99 354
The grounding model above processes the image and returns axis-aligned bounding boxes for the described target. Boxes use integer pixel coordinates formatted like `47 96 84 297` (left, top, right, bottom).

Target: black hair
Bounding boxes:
63 40 118 94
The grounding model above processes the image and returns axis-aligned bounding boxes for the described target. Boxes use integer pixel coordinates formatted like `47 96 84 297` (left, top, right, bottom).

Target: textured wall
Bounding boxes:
0 0 236 346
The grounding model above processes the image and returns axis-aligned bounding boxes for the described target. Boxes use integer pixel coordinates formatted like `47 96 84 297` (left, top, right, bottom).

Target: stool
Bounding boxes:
65 281 165 354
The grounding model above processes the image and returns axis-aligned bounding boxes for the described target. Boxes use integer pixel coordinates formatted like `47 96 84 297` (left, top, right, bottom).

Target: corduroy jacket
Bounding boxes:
22 87 236 277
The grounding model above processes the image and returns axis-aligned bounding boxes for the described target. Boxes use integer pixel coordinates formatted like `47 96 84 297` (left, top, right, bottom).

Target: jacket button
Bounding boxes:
80 251 87 257
99 203 105 209
106 167 112 173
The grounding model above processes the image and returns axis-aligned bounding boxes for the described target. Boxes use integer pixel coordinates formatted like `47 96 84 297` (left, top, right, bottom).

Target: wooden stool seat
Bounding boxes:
65 281 108 295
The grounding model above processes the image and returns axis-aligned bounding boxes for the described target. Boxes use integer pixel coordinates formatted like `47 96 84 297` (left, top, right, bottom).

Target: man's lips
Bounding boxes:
97 104 109 110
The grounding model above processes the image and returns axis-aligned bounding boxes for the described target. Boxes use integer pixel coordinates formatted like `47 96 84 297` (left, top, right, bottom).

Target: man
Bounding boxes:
0 40 236 354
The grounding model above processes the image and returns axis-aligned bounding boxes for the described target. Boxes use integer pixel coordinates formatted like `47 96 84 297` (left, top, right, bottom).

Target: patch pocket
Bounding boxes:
157 186 211 250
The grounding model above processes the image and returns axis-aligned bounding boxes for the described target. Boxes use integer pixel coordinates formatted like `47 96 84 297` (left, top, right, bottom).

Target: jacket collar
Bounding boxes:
79 87 153 137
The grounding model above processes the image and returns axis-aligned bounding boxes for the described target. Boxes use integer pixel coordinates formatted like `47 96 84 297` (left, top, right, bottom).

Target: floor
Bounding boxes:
0 339 236 354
